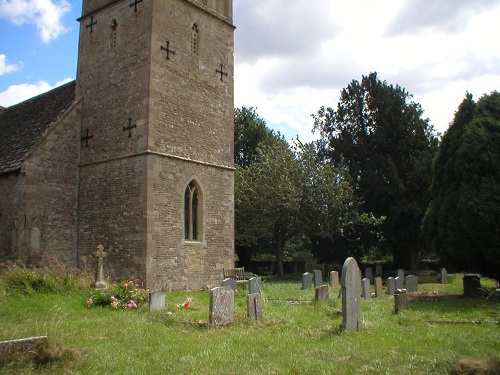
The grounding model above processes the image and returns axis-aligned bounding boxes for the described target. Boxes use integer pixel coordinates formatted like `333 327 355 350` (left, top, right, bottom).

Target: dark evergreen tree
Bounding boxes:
423 92 500 281
313 72 439 269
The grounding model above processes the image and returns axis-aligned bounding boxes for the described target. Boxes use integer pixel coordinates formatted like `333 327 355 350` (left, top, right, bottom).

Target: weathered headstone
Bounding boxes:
301 272 313 289
315 285 329 301
386 277 396 295
394 289 407 314
222 278 237 293
463 275 481 297
406 275 418 293
149 290 166 311
92 244 107 289
209 287 234 326
362 278 371 299
249 277 262 295
365 267 373 283
397 269 405 280
247 293 263 321
330 271 340 288
395 276 403 290
341 257 362 331
375 264 383 278
440 268 448 284
313 269 323 287
374 277 383 298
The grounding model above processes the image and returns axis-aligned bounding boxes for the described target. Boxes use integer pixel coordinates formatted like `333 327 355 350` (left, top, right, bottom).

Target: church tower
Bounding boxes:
76 0 234 289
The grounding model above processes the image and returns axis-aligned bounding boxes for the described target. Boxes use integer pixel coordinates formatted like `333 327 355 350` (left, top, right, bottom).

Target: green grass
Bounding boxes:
1 269 499 374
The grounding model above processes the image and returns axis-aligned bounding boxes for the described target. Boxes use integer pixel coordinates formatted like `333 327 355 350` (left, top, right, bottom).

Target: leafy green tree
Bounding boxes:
423 92 500 281
313 72 439 269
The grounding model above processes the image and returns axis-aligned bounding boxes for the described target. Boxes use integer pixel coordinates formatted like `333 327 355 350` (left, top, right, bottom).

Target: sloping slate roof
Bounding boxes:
0 81 76 175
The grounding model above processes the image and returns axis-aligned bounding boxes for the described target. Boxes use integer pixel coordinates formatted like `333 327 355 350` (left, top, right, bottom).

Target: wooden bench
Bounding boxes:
223 267 255 285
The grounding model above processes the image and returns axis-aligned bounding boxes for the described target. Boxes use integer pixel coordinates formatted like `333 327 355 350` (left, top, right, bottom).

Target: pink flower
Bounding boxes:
124 300 138 309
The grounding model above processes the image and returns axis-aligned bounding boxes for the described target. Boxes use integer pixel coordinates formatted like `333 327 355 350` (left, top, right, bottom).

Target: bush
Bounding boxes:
86 280 149 309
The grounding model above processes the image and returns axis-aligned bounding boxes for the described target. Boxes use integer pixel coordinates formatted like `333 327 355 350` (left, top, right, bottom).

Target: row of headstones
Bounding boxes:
149 277 264 327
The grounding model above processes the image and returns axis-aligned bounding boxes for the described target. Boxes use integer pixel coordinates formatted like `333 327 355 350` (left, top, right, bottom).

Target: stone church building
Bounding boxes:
0 0 235 290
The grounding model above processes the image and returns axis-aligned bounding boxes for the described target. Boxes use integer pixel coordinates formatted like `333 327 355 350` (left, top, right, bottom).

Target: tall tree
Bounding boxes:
423 92 500 281
313 72 439 269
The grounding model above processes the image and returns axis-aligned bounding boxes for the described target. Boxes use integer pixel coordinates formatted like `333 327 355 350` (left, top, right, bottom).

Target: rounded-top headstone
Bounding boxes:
341 257 362 331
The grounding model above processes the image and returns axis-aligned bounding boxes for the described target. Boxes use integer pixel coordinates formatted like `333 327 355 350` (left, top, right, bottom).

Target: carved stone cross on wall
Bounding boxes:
81 128 93 147
216 64 228 81
129 0 143 12
86 16 97 33
92 245 107 289
123 117 137 137
160 41 176 60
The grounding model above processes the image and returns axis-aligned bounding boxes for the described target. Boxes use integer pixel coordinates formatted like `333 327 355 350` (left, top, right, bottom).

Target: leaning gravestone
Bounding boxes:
362 278 371 300
386 277 396 295
249 277 262 295
374 277 383 298
365 267 373 283
440 268 448 284
301 272 313 290
406 275 418 293
375 264 383 278
395 276 403 290
247 293 263 321
313 269 323 287
149 290 166 311
330 271 339 288
209 287 234 327
222 278 237 293
341 257 362 331
315 285 329 301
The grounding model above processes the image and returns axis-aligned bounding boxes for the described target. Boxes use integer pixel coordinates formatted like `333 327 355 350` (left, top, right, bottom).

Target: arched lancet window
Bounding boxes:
191 23 199 54
184 180 202 241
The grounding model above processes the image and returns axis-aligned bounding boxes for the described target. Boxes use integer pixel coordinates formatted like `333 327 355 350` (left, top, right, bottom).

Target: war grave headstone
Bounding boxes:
386 277 396 295
315 285 329 301
222 278 237 293
395 276 403 290
365 267 373 283
149 290 166 311
440 268 448 284
394 289 408 314
341 257 362 331
375 264 383 278
330 271 339 288
406 275 418 293
313 269 323 287
249 277 262 295
362 278 371 300
301 272 313 289
374 277 383 298
209 287 234 326
247 293 263 321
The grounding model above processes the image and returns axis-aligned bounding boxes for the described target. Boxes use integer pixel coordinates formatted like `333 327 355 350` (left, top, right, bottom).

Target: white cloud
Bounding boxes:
0 0 71 43
0 54 20 75
0 78 72 107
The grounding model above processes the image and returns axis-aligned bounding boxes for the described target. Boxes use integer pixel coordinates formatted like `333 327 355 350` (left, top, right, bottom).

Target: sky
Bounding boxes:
1 0 500 140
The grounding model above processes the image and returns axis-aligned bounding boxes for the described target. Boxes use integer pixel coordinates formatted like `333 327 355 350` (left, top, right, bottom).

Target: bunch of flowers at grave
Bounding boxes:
86 280 149 309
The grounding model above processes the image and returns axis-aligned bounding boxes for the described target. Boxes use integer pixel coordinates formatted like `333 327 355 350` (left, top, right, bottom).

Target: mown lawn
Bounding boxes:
1 271 499 374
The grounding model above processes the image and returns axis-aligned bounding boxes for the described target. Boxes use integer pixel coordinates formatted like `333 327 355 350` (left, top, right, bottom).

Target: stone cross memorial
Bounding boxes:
209 287 234 327
341 257 362 331
301 272 313 289
330 271 339 289
92 245 107 289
